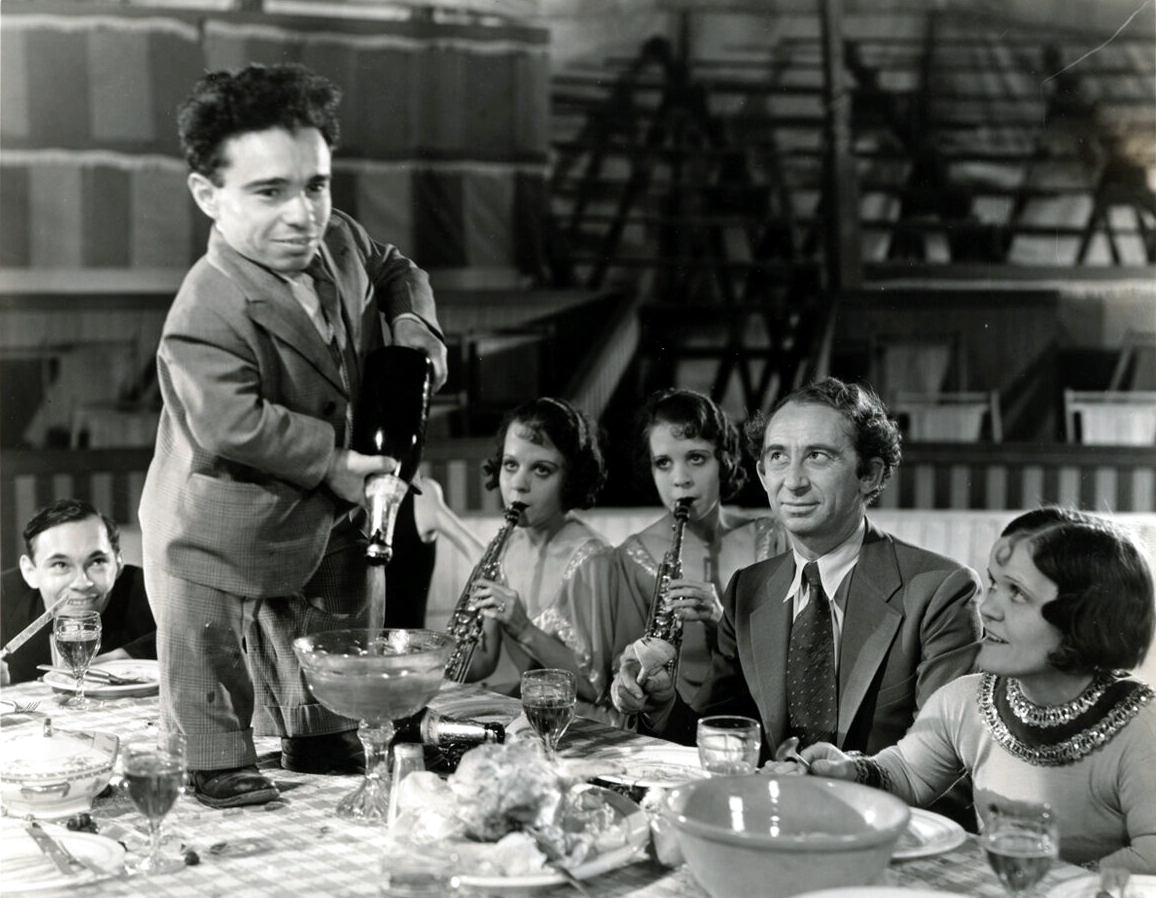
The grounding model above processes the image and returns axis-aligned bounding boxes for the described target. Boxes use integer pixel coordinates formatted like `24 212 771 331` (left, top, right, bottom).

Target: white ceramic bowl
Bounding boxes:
1 721 119 819
664 775 910 898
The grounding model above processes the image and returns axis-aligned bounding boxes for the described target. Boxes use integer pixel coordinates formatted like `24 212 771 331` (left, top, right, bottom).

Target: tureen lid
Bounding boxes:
1 719 118 780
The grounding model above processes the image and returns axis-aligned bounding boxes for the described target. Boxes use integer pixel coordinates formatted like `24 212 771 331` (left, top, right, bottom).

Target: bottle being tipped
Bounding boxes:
351 345 433 566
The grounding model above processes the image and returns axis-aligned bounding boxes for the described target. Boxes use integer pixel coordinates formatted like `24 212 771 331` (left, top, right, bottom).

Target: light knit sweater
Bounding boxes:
873 673 1156 872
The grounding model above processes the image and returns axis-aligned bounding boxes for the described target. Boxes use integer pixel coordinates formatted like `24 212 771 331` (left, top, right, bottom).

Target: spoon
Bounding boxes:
773 736 812 770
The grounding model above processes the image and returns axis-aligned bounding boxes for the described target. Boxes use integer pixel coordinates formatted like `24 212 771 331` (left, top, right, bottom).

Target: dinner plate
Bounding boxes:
43 659 159 698
1048 874 1156 898
0 824 125 892
587 743 706 789
454 786 650 892
891 807 968 860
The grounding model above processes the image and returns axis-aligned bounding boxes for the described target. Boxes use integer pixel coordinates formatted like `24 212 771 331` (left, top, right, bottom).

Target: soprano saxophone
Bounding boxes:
443 501 527 683
642 496 695 677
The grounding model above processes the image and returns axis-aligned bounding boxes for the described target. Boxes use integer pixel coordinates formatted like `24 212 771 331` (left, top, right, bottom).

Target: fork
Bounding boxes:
0 698 40 713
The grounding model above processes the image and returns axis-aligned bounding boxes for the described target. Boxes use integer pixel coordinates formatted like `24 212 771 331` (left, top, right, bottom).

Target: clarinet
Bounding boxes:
642 496 695 679
443 501 528 683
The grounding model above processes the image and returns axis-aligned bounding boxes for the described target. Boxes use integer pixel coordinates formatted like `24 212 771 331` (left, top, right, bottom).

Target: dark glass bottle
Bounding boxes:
350 345 433 563
391 708 505 773
391 708 505 747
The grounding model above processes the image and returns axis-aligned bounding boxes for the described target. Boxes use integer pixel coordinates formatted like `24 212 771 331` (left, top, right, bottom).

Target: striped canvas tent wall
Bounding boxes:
0 5 550 274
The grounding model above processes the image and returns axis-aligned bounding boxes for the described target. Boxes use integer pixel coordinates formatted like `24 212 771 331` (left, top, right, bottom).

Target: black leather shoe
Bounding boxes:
281 730 365 774
191 766 280 809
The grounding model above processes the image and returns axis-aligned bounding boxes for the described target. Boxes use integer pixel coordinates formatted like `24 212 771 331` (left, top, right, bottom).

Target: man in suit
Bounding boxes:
1 499 153 686
612 377 982 758
139 63 447 808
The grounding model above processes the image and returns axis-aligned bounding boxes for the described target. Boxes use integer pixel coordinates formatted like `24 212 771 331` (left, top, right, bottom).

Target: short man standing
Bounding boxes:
1 499 153 686
140 64 447 808
613 377 982 757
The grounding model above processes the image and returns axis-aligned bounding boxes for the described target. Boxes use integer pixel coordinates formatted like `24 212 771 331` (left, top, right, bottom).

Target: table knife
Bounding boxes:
26 822 77 876
0 597 71 660
35 665 145 685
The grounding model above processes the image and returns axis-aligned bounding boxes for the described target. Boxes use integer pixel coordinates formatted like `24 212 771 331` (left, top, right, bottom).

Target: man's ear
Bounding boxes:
756 458 770 491
18 554 38 591
188 172 219 220
858 457 885 497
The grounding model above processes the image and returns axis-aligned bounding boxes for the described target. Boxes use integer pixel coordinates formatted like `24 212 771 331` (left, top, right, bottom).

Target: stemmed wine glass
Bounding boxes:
122 733 188 875
979 803 1059 897
293 628 453 824
520 668 577 762
53 610 101 709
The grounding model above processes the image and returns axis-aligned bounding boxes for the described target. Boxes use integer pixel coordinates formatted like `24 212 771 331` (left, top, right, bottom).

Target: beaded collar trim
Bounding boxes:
979 673 1153 767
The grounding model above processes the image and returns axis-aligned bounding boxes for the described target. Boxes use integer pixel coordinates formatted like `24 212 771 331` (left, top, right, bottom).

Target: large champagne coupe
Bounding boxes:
293 628 452 824
123 733 187 875
53 610 101 709
979 803 1059 897
520 668 577 762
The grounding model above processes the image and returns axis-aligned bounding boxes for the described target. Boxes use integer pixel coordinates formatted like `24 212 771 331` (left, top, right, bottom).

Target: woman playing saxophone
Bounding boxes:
454 399 618 711
614 389 788 708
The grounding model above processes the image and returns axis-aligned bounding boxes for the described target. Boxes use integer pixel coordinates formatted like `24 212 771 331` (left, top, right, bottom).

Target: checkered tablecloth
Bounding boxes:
1 679 1089 898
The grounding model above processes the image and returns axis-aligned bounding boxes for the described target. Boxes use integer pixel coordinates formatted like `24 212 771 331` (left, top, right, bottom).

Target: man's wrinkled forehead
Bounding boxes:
761 400 853 454
29 516 113 562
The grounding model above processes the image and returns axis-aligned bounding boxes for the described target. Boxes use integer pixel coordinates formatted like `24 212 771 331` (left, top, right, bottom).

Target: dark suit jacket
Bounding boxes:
655 520 983 755
139 210 441 598
0 565 154 684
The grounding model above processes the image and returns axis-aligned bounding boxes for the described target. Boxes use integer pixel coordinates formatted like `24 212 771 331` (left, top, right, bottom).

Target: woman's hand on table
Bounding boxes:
801 742 858 780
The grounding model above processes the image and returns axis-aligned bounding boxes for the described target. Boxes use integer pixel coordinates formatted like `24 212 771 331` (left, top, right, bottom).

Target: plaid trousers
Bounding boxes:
145 536 367 771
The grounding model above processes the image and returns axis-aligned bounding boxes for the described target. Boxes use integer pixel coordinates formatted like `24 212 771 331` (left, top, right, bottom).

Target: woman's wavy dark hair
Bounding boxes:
178 63 342 182
999 507 1155 673
482 398 607 511
743 377 902 505
631 389 747 501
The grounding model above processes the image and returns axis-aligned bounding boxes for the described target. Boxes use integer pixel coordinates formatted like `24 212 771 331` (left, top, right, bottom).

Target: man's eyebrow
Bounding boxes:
762 440 841 454
242 177 288 191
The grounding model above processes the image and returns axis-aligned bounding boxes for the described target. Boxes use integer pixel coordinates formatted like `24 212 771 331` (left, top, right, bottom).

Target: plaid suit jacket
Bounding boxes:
140 210 440 598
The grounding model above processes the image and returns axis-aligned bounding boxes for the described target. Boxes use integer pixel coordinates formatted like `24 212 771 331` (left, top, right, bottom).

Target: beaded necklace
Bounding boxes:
1005 671 1113 727
979 673 1153 767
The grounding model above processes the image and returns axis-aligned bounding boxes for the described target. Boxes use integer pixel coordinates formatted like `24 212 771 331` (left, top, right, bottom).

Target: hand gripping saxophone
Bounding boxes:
443 502 527 683
642 496 695 682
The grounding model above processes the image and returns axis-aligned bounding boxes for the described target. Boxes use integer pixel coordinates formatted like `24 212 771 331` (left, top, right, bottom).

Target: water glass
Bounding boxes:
122 733 188 875
380 846 460 897
696 715 762 775
53 610 102 710
979 803 1059 897
520 668 577 761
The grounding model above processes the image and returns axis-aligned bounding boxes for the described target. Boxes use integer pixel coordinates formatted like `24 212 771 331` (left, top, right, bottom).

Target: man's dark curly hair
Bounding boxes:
631 389 747 501
482 398 607 511
743 377 902 505
23 498 121 560
997 508 1155 673
178 63 342 182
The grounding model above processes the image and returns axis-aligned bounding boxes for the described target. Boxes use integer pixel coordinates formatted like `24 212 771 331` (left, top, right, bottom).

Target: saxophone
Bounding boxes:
642 496 695 676
444 501 527 683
